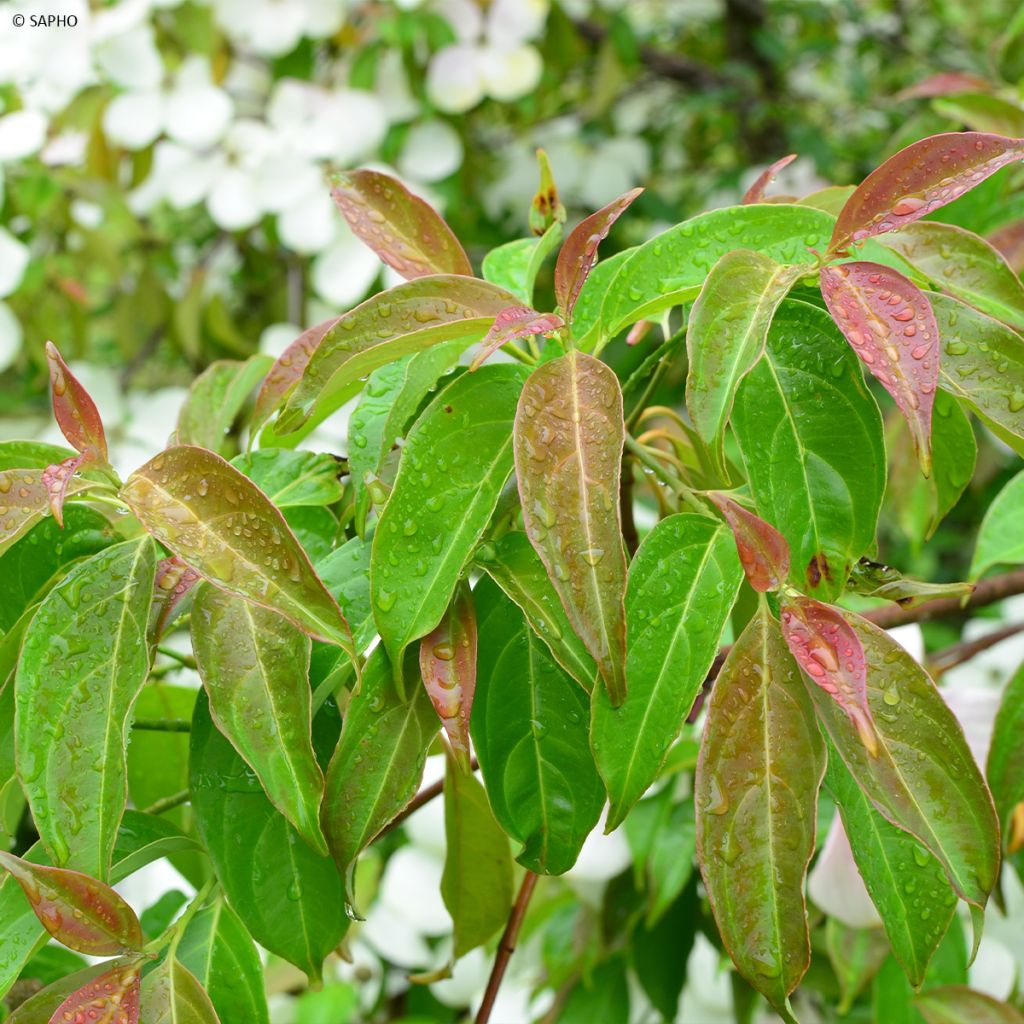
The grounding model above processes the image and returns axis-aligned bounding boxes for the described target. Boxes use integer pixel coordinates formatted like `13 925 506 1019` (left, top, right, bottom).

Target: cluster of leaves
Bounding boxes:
1 128 1024 1023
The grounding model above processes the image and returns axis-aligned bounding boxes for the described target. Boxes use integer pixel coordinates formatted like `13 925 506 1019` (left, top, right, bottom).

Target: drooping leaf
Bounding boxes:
192 585 327 855
695 606 825 1017
820 261 939 474
514 350 627 704
732 300 885 599
473 531 599 690
372 365 525 694
916 986 1024 1024
826 748 958 985
708 494 790 592
469 307 564 371
987 659 1024 836
47 960 141 1024
829 133 1024 254
44 341 108 465
742 154 798 204
320 648 437 905
0 468 91 557
0 852 143 955
472 579 604 875
482 221 563 306
176 356 273 455
685 250 800 471
419 580 477 762
970 469 1024 578
277 277 518 437
881 221 1024 330
592 514 742 829
15 537 156 879
140 956 220 1024
330 168 471 279
441 754 513 958
189 695 346 983
231 449 343 508
805 610 1000 911
122 446 353 653
554 187 643 320
178 898 269 1024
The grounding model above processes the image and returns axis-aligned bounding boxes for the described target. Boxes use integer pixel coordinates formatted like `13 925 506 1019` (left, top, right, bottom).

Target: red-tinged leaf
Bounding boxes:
708 493 790 592
916 986 1024 1024
829 132 1024 253
554 187 643 320
514 350 628 705
0 850 143 955
150 556 201 640
250 319 337 437
530 148 566 236
0 468 89 556
779 596 879 757
44 342 108 465
895 72 995 101
820 261 939 475
469 307 563 371
48 962 142 1024
41 454 85 528
419 580 477 763
988 219 1024 273
741 154 798 204
330 169 472 280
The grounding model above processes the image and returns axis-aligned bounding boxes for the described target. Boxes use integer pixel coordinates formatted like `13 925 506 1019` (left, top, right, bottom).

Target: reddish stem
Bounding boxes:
476 871 539 1024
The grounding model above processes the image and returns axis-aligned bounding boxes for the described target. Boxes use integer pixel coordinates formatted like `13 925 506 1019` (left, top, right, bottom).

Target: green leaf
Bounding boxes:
0 439 75 472
635 794 697 927
826 918 891 1014
112 810 201 880
282 505 337 563
481 222 563 306
372 365 525 693
930 292 1024 445
883 221 1024 330
122 446 353 653
176 355 274 455
277 276 518 436
695 605 824 1017
592 514 742 829
732 300 885 600
631 878 698 1019
474 531 599 690
441 757 514 958
321 648 437 906
178 898 270 1024
805 611 1000 911
0 468 91 557
232 449 343 508
826 747 957 985
15 537 156 879
189 694 346 983
559 955 630 1024
472 579 604 875
570 248 634 346
192 585 328 855
141 955 220 1024
316 534 375 651
916 986 1024 1024
514 350 628 704
685 249 799 471
970 468 1024 578
987 659 1024 834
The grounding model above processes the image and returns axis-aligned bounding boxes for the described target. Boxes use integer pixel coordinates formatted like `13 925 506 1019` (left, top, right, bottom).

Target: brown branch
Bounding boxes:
476 871 539 1024
928 621 1024 677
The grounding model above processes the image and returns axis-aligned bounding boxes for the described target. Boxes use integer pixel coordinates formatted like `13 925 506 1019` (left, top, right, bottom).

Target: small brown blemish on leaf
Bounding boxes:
807 554 832 589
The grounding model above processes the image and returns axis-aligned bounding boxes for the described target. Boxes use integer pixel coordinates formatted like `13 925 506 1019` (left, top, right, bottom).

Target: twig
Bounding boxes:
132 718 191 733
382 757 480 836
928 621 1024 677
142 789 190 816
476 871 539 1024
624 434 706 514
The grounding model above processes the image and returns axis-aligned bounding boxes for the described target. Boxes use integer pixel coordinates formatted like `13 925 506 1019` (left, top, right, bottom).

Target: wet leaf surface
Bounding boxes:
708 494 790 592
46 960 141 1024
232 449 343 508
482 222 563 306
742 154 798 204
44 342 108 465
469 306 564 371
916 985 1024 1024
970 468 1024 578
176 356 273 455
0 468 90 557
140 956 220 1024
987 659 1024 836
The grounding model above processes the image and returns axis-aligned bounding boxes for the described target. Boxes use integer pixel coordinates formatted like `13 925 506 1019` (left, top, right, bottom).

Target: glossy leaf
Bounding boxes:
231 449 343 508
742 154 798 204
970 469 1024 578
686 250 800 470
732 300 885 599
189 695 346 983
0 468 90 557
708 493 790 592
122 446 353 653
469 307 564 371
441 755 514 958
473 531 598 690
277 276 517 436
0 851 143 955
988 659 1024 836
372 365 525 693
829 132 1024 254
805 610 1000 910
140 956 220 1024
192 585 327 855
150 556 201 640
15 537 156 879
41 453 86 527
592 514 743 829
315 534 375 651
515 350 628 704
826 749 957 985
321 648 437 904
916 986 1024 1024
419 580 476 762
554 187 642 320
0 439 75 472
48 961 141 1024
330 168 471 279
44 341 108 465
4 961 123 1023
178 898 269 1024
482 222 564 306
695 606 825 1016
176 355 273 455
472 579 604 875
